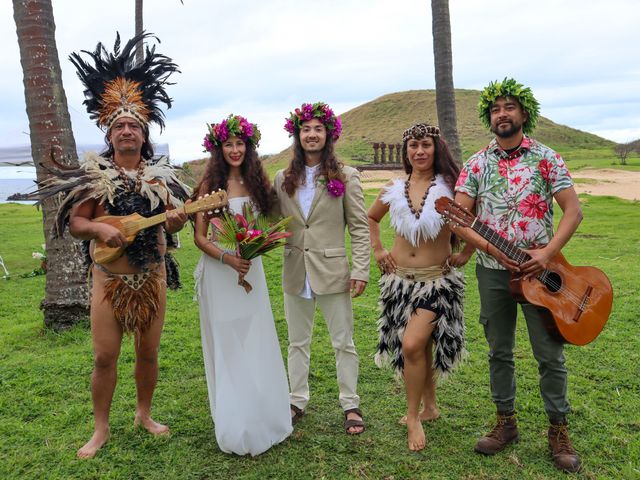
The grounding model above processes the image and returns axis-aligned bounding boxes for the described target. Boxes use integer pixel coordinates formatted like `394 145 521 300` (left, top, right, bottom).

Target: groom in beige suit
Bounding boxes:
275 102 370 434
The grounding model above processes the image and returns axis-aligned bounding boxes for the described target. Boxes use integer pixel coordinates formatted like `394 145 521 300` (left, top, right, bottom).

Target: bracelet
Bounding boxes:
219 249 233 264
485 242 490 254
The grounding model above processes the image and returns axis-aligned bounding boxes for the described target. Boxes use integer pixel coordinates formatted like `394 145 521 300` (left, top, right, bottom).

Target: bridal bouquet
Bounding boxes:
210 204 292 293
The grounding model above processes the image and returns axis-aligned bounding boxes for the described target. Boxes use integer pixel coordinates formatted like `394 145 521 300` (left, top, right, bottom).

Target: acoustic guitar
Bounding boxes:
92 190 228 265
435 196 613 346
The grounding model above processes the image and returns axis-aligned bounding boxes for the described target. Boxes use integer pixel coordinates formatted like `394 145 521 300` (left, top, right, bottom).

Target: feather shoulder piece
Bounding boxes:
381 175 452 247
139 156 190 210
29 153 189 237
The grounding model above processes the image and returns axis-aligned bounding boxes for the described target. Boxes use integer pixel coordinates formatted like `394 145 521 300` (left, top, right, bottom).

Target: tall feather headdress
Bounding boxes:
69 32 179 131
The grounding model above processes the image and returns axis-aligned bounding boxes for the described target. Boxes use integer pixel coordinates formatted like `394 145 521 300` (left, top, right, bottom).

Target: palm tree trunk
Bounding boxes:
13 0 89 330
135 0 144 65
431 0 462 164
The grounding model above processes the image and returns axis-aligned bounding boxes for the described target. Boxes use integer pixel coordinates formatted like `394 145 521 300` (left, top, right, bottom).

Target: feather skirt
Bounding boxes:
103 270 163 336
374 269 466 379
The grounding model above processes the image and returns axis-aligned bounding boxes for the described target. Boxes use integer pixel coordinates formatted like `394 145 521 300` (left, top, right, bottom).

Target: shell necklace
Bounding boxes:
111 158 145 193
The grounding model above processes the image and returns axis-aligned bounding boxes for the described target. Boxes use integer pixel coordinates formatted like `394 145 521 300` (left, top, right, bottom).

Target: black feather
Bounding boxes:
68 31 180 131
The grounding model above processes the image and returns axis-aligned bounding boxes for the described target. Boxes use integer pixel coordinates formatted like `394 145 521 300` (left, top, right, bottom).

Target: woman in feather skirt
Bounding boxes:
367 123 465 451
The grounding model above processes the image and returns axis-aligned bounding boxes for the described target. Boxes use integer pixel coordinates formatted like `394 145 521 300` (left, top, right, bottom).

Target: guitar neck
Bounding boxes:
470 218 531 265
136 211 170 230
131 199 218 232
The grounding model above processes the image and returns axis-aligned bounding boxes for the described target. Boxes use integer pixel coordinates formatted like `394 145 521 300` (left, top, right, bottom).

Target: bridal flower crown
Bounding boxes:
284 102 342 140
203 114 261 152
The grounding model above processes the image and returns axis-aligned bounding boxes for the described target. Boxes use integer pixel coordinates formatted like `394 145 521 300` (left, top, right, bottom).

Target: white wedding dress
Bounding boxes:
194 197 292 456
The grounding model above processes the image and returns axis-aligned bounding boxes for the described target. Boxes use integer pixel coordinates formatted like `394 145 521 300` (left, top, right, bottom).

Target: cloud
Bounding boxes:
1 0 639 164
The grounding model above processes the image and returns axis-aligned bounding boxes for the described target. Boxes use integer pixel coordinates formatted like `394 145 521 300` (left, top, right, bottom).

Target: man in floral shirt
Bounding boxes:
450 79 583 472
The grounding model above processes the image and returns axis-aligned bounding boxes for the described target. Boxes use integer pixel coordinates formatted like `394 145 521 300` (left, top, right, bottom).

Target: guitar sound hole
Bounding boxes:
542 271 562 293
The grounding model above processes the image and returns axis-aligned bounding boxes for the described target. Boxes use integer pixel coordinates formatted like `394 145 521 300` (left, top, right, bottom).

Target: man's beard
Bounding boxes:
491 120 522 138
116 143 140 154
303 144 323 153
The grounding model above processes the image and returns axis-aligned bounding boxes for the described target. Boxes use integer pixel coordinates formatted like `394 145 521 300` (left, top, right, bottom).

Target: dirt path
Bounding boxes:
360 168 639 201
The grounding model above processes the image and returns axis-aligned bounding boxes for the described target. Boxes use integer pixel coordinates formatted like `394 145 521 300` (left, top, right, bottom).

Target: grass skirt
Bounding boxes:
374 268 465 379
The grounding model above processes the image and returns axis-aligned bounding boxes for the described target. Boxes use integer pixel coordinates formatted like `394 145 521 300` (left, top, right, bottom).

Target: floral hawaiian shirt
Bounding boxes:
455 136 573 270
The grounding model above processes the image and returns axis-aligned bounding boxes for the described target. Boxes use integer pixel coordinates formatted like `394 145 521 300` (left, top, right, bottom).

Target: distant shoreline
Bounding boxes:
0 178 36 203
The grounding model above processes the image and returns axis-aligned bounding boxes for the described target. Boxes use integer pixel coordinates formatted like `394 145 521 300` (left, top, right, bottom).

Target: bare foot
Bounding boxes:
406 417 426 451
399 407 441 425
77 427 110 459
134 413 170 436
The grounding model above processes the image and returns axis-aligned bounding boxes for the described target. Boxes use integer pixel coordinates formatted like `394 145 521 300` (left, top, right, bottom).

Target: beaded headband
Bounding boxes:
284 101 342 140
203 114 261 152
478 77 540 135
402 123 440 142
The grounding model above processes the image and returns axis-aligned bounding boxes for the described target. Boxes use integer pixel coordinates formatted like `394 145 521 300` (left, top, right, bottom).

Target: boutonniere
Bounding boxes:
317 177 345 198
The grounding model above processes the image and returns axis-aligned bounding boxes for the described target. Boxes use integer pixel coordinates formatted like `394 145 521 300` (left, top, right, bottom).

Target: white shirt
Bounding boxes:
297 164 319 299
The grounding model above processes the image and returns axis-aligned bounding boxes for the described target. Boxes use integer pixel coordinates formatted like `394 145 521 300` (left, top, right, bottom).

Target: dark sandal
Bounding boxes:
344 407 365 435
290 404 305 425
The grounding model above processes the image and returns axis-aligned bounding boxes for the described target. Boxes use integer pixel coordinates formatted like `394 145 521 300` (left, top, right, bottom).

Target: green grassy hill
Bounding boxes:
184 89 618 182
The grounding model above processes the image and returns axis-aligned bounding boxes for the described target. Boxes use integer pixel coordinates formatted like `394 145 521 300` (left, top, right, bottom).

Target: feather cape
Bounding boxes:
32 152 189 237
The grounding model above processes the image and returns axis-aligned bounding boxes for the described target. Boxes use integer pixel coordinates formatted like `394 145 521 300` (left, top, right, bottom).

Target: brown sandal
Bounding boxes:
344 407 365 435
290 404 305 425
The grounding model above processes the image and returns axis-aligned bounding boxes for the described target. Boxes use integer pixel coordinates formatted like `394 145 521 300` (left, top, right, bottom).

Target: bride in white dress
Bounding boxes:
193 115 292 456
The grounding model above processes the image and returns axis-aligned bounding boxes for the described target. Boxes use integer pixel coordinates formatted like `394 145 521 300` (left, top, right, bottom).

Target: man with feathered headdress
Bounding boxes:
35 32 189 458
450 78 583 472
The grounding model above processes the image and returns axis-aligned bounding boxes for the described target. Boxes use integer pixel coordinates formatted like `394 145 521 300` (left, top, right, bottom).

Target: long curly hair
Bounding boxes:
401 135 461 249
192 141 275 215
281 130 345 197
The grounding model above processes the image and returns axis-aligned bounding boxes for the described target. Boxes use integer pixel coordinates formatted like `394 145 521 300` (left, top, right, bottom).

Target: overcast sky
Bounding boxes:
1 0 639 171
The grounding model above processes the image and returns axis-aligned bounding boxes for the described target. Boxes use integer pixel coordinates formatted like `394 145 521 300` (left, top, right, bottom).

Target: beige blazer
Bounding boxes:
274 165 370 295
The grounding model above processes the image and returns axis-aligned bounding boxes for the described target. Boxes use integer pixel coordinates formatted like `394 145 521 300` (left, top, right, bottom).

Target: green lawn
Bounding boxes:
0 194 638 479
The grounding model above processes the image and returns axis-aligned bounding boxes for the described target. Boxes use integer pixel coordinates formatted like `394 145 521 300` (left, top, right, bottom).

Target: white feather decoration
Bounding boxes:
381 174 452 247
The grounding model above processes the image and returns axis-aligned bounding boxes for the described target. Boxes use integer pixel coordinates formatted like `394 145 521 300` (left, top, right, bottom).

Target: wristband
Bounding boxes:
219 248 234 264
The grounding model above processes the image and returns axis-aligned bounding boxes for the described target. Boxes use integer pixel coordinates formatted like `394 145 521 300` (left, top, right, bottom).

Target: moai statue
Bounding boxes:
372 142 380 164
380 142 387 164
388 143 396 164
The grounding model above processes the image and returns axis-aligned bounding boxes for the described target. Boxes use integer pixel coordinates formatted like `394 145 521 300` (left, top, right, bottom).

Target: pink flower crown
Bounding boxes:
283 102 342 140
203 114 261 152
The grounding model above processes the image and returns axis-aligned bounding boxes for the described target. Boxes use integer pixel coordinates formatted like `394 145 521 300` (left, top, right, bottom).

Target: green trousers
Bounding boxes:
476 264 570 422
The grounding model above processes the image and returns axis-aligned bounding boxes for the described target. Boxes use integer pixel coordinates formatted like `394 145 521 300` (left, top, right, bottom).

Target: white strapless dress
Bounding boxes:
194 197 292 456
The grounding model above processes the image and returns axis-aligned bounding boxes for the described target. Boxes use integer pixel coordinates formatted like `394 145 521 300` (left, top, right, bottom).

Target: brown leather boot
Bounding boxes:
548 421 582 473
474 411 519 455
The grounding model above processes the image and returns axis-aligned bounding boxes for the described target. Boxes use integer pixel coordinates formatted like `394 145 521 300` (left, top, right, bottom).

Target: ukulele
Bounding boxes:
435 196 613 346
92 190 228 265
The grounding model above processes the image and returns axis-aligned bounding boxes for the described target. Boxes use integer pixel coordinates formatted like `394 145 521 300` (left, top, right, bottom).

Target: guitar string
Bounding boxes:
475 223 586 305
444 204 591 311
115 197 223 240
473 222 588 309
444 208 588 309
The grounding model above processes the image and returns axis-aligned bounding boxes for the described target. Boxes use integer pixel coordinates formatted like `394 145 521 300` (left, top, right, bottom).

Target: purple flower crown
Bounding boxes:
203 114 261 152
283 102 342 140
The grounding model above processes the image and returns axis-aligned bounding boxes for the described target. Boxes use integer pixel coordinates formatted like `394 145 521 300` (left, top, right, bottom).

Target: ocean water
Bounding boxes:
0 178 37 203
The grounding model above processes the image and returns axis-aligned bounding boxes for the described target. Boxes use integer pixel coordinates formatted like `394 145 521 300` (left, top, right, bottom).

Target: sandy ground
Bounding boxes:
359 168 639 201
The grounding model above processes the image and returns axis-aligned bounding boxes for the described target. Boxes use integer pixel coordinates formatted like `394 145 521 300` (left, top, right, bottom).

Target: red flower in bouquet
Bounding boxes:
210 203 292 293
